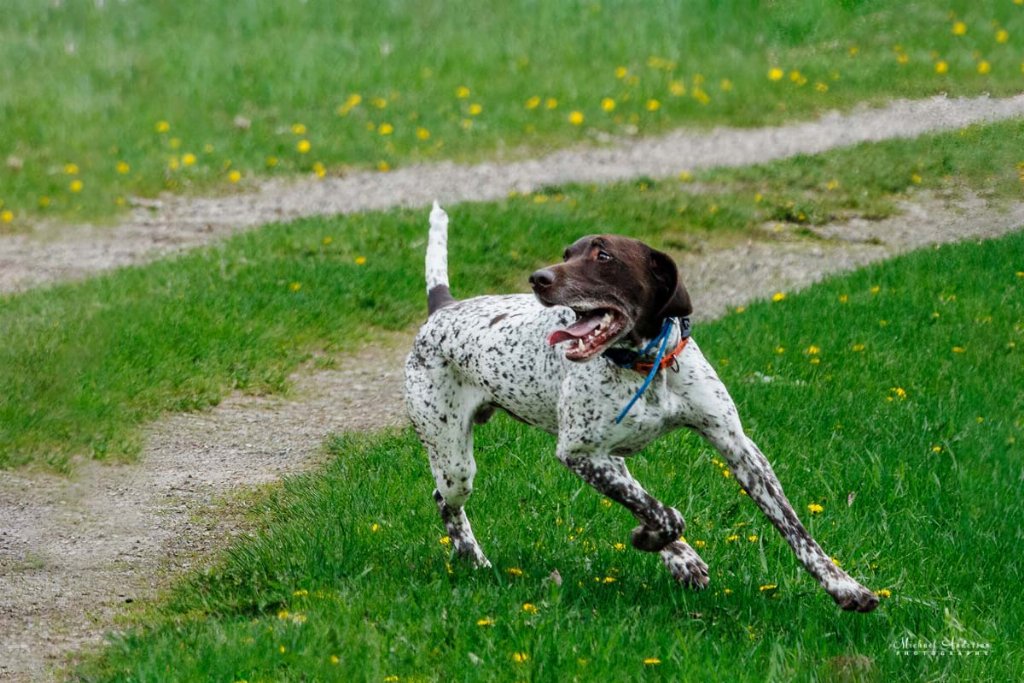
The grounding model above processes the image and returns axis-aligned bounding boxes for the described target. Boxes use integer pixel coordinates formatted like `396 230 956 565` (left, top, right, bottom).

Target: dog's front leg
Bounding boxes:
557 448 709 588
711 432 877 612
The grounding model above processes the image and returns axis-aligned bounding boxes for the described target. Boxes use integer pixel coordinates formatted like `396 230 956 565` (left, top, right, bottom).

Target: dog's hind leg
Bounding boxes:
406 360 491 568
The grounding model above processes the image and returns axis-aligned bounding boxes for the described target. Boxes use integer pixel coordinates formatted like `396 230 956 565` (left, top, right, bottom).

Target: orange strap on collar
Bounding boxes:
632 335 689 373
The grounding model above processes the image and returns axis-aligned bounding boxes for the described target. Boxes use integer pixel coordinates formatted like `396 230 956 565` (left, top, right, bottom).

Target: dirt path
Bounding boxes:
1 91 1024 680
2 93 1024 295
2 188 1022 680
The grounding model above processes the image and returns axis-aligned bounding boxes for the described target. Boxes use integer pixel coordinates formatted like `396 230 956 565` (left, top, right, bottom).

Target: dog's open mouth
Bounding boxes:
547 308 628 361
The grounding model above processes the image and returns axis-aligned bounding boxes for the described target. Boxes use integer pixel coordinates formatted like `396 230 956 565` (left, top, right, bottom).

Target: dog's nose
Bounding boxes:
529 268 556 290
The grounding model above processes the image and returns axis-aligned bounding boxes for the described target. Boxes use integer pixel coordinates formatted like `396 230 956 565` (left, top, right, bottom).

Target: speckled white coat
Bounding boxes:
404 204 878 612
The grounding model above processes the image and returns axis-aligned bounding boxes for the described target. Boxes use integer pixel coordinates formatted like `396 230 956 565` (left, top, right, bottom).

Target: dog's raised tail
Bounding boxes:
426 200 456 315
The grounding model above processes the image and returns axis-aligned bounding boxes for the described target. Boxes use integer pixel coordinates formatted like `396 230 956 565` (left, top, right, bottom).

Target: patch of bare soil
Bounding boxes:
0 94 1023 680
2 94 1023 296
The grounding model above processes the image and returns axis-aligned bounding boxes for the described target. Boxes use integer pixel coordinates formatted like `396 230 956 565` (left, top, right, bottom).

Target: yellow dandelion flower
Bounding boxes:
545 97 558 109
477 617 495 626
383 676 398 682
155 120 170 133
768 67 784 81
722 468 732 479
168 156 180 170
931 445 942 453
291 123 307 135
890 386 907 400
775 346 785 354
370 97 388 109
512 652 529 663
296 139 311 153
831 557 842 567
838 294 849 303
806 345 820 355
602 576 616 583
228 170 241 183
911 173 922 184
377 160 391 172
468 103 483 116
69 179 83 193
266 156 278 168
600 97 616 112
182 153 196 167
279 645 287 654
851 343 865 352
668 80 686 97
0 210 13 223
747 534 759 543
568 110 584 125
289 282 302 292
896 53 909 65
678 170 693 182
312 161 326 178
643 658 662 666
378 122 394 135
874 588 892 598
355 256 367 266
726 534 740 543
759 583 778 592
935 60 949 74
64 163 79 175
439 535 451 546
455 86 470 99
416 127 431 140
116 161 130 174
952 21 967 36
370 522 381 532
507 567 524 577
322 236 333 246
995 29 1009 44
693 539 706 548
977 60 991 75
826 178 840 191
330 655 340 665
692 88 710 105
735 305 747 313
772 292 786 302
807 503 824 514
614 65 628 78
522 603 538 614
525 95 541 110
645 99 661 112
952 346 966 353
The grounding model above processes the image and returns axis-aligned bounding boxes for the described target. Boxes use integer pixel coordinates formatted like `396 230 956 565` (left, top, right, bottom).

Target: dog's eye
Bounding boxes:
597 250 612 262
562 249 570 261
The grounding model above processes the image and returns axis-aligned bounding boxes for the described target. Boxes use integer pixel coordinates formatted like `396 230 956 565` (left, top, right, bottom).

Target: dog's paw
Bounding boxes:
660 541 709 590
453 543 491 569
831 584 880 613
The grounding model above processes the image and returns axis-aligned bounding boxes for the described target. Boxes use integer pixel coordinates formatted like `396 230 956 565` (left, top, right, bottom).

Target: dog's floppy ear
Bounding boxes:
650 248 692 319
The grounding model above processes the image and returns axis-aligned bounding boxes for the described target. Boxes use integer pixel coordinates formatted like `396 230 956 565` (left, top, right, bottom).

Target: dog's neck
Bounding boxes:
603 316 691 371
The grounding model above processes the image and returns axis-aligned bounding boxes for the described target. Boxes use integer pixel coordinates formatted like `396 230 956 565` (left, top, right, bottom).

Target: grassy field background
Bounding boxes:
2 119 1022 471
1 0 1023 223
79 230 1024 682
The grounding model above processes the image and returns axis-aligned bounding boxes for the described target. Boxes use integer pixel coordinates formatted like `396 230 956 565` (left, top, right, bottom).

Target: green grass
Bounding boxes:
79 231 1024 682
2 119 1023 471
2 0 1023 224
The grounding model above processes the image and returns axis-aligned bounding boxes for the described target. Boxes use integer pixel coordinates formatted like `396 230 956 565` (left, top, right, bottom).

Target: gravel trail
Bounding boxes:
2 94 1023 295
1 94 1023 680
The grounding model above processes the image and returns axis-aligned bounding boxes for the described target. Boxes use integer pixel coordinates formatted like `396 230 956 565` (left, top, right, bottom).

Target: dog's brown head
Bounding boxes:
529 235 691 362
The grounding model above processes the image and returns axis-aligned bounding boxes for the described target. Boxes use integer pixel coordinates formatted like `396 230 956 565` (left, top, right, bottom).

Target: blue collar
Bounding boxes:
605 317 691 423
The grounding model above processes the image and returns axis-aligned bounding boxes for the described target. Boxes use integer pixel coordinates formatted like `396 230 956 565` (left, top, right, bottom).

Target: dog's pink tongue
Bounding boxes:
547 317 601 346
